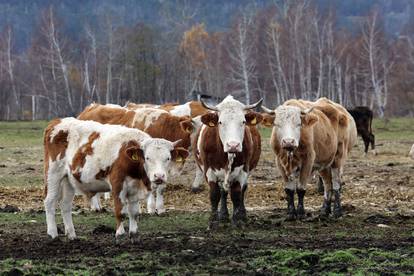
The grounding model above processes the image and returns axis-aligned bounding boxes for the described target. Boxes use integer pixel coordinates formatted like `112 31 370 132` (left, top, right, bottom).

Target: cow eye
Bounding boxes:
219 121 222 125
242 121 246 124
166 157 170 161
145 157 150 161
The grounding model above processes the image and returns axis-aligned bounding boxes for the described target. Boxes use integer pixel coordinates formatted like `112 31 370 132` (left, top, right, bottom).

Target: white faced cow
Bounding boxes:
44 118 188 241
194 96 263 227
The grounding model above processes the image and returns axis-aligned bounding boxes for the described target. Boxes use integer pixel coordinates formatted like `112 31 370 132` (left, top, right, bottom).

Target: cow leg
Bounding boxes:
113 191 126 239
319 168 333 217
60 178 76 240
317 176 324 195
332 168 343 218
127 199 140 243
44 169 64 239
297 161 313 220
191 166 205 193
370 133 376 155
239 184 248 222
208 181 220 229
155 184 166 214
146 185 156 215
90 193 102 211
230 181 244 226
218 188 229 222
362 134 370 155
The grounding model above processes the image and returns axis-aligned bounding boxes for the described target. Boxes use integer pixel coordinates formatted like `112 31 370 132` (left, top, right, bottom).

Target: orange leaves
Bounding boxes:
179 24 210 69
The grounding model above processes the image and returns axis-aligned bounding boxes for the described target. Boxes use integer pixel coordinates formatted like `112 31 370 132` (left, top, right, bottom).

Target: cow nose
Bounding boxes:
281 138 296 151
153 173 165 184
226 142 241 153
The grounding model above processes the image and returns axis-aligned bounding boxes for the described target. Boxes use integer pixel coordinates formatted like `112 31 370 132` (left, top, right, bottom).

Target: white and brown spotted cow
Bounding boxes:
43 118 188 240
126 101 209 193
262 98 356 219
78 103 194 214
194 96 263 227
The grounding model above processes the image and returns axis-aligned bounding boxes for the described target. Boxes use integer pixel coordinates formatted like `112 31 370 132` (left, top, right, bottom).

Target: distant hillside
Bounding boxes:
0 0 412 51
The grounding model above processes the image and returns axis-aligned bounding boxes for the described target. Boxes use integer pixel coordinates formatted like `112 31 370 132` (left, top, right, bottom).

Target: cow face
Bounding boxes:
262 105 317 152
201 96 263 153
136 139 189 184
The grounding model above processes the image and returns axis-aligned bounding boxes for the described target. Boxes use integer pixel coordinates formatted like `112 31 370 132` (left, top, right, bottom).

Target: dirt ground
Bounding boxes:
0 119 413 274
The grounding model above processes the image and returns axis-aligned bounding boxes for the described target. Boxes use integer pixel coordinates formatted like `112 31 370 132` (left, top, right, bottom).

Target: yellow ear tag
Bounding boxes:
250 117 257 125
208 122 215 127
186 127 192 133
131 152 139 161
264 122 273 127
175 156 184 163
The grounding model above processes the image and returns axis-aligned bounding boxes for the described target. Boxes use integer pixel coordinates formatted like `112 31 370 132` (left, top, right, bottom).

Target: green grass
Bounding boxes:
0 121 47 147
373 117 414 141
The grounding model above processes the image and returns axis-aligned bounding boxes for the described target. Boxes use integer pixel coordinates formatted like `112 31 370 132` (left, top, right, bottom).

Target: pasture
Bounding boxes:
0 119 413 275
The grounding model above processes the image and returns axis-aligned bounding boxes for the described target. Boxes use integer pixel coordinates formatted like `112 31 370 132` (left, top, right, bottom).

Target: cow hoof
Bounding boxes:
156 208 166 215
218 212 230 223
333 207 343 218
115 235 127 245
208 220 219 230
286 210 297 221
191 186 203 193
297 208 305 220
129 232 141 244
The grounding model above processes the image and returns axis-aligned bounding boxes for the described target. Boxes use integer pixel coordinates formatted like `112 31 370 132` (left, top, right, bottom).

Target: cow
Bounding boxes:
77 103 194 214
43 118 189 240
347 106 375 155
262 98 357 219
126 100 209 193
194 95 263 227
409 144 414 160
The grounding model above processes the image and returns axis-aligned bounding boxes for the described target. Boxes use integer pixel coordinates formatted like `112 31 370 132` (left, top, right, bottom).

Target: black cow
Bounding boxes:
347 106 375 155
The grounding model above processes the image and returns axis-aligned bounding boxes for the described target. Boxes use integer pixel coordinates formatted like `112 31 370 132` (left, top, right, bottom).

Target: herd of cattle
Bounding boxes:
43 95 406 241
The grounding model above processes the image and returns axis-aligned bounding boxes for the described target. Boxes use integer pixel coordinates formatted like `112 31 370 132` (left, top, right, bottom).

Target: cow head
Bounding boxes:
201 96 263 153
262 105 317 152
126 138 189 184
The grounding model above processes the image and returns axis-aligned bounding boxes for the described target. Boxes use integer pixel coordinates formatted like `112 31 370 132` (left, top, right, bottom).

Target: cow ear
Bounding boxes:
245 112 262 126
201 113 218 127
180 119 194 133
171 147 190 163
126 146 144 163
301 113 318 126
261 113 275 127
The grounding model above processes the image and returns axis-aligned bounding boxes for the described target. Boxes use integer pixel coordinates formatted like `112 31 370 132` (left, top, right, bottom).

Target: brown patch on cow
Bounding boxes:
70 132 100 180
142 113 193 149
109 140 151 229
96 167 111 180
78 104 136 128
43 118 68 197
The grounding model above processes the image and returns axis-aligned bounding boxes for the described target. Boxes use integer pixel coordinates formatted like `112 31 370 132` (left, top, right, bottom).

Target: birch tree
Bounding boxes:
227 12 256 104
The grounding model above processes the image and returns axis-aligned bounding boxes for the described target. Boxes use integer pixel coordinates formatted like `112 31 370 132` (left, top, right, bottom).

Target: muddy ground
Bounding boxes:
0 119 413 275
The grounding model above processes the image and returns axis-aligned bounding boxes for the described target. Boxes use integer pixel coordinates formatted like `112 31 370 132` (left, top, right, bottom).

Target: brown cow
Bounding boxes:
44 118 188 240
262 98 356 219
194 96 263 227
78 103 194 214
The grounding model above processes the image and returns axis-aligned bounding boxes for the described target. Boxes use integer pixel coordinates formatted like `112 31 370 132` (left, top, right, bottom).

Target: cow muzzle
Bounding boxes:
226 141 242 153
153 173 166 185
281 138 297 152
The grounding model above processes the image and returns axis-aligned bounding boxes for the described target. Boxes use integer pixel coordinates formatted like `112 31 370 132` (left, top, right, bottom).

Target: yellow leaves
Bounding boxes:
179 24 210 69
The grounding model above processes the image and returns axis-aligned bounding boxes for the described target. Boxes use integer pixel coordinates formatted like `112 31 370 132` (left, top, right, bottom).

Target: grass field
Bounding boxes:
0 118 413 275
